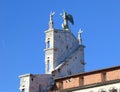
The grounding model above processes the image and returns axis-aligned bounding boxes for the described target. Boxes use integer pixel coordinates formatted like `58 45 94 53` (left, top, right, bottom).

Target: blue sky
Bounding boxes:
0 0 120 92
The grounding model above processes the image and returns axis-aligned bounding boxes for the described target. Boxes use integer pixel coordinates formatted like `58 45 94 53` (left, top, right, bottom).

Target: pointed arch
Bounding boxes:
109 87 118 92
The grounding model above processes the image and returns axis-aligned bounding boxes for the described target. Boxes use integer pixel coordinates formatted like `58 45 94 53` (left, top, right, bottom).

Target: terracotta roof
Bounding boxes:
54 65 120 80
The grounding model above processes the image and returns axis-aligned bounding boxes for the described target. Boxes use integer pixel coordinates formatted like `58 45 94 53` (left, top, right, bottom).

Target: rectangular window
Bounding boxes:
59 81 63 89
101 72 106 82
79 77 84 86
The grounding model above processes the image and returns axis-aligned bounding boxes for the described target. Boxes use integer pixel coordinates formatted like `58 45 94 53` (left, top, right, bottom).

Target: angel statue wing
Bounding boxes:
67 14 74 25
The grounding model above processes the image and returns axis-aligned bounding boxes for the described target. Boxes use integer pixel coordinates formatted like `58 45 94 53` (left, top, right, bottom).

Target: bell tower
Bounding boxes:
44 12 55 74
44 12 85 77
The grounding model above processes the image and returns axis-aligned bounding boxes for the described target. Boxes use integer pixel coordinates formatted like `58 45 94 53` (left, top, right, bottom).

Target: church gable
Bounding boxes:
53 30 80 67
52 45 85 78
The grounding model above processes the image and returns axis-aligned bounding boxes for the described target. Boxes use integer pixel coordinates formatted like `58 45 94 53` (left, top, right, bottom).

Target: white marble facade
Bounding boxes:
44 29 85 77
74 82 120 92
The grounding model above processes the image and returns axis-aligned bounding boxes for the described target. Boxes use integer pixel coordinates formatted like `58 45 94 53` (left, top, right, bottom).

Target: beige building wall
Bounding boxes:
19 74 30 92
19 74 52 92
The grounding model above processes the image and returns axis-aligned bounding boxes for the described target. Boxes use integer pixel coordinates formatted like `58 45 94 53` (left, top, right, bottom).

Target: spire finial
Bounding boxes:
49 11 55 29
78 29 83 45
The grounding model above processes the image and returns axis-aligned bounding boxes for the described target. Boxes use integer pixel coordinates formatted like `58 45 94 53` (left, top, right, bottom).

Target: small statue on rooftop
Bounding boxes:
49 11 55 29
60 11 74 31
78 29 83 45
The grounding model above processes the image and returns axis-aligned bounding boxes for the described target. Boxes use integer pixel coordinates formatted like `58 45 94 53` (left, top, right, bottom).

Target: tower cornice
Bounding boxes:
44 48 57 51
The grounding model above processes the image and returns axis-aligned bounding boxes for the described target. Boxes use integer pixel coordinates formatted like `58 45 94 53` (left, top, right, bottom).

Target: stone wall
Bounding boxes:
53 45 85 78
53 30 79 67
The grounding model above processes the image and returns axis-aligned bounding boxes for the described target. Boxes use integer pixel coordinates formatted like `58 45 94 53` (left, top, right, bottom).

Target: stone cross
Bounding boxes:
49 12 55 29
78 29 83 45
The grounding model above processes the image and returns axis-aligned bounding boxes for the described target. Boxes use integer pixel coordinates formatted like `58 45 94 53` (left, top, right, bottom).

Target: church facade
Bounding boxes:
19 12 120 92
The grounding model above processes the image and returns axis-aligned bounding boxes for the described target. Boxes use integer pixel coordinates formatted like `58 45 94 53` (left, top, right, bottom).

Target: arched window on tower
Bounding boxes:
46 38 50 48
47 41 50 48
47 57 50 72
